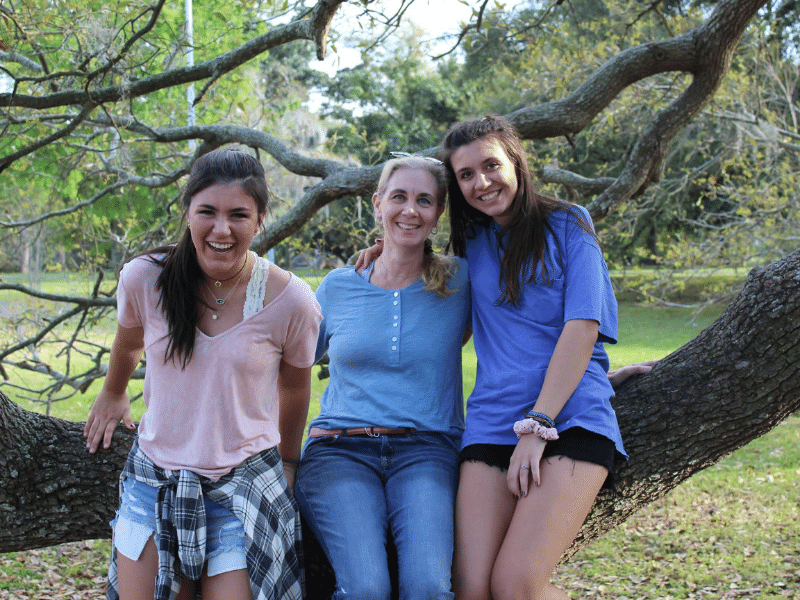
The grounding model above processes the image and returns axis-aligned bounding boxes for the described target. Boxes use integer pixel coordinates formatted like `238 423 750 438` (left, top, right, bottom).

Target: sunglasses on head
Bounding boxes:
389 151 443 165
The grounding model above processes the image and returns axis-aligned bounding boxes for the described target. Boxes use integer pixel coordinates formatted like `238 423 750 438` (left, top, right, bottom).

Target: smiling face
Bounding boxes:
450 136 519 226
186 182 265 280
372 167 444 252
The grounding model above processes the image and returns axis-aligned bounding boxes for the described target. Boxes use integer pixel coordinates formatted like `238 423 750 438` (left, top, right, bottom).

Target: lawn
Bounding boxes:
1 271 798 599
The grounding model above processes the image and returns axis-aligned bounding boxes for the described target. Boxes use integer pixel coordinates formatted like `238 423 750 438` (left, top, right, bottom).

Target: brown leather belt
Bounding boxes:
308 426 417 438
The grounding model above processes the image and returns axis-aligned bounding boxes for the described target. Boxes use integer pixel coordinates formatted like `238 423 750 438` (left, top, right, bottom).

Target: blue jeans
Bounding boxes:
295 432 459 600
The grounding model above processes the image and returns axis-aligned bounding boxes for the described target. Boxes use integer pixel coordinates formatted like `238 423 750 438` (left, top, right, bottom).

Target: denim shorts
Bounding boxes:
112 478 248 577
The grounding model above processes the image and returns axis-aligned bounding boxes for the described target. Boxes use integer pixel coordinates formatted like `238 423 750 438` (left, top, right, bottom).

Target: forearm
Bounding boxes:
530 319 598 421
103 325 145 397
277 363 312 462
102 350 143 398
85 324 143 452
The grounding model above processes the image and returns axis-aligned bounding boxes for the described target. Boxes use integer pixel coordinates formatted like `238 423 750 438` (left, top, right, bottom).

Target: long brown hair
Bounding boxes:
439 115 593 306
374 156 460 297
136 149 270 368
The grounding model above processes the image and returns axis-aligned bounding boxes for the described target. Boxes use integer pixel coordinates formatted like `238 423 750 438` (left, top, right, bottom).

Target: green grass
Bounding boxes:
555 414 800 599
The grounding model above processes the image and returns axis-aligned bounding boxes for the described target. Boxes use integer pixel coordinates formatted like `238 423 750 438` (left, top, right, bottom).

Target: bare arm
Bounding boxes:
508 318 599 496
462 324 473 347
277 360 313 493
84 323 144 453
608 359 657 388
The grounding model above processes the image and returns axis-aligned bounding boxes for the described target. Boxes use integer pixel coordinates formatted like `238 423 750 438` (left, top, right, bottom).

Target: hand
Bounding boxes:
83 389 135 453
507 434 547 498
353 239 384 271
282 461 297 493
608 359 657 389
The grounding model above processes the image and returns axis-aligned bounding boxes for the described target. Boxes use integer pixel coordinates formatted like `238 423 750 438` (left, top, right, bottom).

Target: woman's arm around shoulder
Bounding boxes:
84 323 144 453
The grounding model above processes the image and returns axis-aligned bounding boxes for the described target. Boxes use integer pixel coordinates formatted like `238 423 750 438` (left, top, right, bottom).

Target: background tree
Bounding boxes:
1 0 798 569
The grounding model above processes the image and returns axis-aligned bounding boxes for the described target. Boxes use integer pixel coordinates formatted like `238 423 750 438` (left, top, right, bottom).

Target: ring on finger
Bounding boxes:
520 465 529 471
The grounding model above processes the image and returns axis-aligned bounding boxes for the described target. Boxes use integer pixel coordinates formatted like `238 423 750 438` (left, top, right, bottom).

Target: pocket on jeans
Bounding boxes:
118 479 156 527
304 435 342 453
413 432 459 452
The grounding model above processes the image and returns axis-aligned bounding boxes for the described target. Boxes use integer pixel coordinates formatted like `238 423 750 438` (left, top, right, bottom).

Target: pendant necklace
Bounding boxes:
208 255 248 288
204 258 248 320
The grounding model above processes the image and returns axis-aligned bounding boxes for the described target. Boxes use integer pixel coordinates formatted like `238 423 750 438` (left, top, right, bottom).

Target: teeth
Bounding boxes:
480 191 499 201
209 242 233 250
398 223 420 230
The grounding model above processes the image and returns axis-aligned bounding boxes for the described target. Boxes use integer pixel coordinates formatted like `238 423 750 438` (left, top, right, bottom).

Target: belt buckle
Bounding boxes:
365 427 379 437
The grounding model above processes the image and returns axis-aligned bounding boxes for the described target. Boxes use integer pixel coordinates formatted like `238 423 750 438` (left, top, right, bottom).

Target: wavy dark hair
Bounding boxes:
133 148 269 368
439 115 594 306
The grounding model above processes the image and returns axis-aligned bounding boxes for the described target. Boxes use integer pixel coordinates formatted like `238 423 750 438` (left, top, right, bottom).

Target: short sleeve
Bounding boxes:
116 259 145 329
561 208 618 344
280 276 323 368
313 274 331 364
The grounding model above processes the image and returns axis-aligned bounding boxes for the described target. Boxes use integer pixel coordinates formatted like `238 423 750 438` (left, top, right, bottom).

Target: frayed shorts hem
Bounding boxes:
112 478 248 577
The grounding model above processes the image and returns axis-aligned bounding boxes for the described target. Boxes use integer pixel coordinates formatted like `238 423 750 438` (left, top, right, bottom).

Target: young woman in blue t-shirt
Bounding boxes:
439 115 626 600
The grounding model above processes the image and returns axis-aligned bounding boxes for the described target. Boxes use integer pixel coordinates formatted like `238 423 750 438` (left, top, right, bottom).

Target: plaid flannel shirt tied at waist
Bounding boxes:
106 439 303 600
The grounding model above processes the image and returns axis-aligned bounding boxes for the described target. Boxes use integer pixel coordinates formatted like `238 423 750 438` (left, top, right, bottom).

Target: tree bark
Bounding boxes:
0 396 133 550
2 250 799 565
570 247 800 556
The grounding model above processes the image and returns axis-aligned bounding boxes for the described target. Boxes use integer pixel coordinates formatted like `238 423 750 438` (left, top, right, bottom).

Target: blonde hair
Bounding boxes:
375 157 459 298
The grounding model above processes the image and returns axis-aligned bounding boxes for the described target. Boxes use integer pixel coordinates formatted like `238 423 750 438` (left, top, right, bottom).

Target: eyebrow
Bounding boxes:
388 188 433 198
196 203 253 212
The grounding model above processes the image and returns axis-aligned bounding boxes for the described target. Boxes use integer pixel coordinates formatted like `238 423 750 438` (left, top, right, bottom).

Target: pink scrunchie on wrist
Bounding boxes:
513 418 560 441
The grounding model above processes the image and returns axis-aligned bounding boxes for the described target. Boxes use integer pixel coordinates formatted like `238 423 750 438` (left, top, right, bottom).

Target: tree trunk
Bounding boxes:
572 247 800 555
0 398 133 550
2 250 799 594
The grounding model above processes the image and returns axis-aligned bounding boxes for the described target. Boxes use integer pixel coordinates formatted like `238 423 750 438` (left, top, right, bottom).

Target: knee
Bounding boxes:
334 576 392 600
332 562 392 600
490 570 548 600
400 573 453 600
454 573 490 600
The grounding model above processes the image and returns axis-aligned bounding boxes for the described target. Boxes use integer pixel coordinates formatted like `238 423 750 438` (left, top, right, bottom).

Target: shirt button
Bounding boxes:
393 292 399 297
392 346 397 351
393 301 398 305
392 337 397 342
393 315 398 320
393 323 398 327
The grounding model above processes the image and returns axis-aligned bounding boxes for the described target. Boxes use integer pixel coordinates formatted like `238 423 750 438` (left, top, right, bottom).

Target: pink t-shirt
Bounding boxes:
117 255 321 480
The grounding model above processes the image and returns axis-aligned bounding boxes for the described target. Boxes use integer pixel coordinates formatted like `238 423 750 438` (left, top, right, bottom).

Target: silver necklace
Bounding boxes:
204 261 247 320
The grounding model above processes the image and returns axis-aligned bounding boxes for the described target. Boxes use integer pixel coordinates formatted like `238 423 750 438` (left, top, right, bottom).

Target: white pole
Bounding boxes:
185 0 196 152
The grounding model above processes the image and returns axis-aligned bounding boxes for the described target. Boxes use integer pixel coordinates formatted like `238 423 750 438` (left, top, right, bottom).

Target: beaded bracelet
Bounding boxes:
513 418 559 441
282 458 301 466
524 411 556 429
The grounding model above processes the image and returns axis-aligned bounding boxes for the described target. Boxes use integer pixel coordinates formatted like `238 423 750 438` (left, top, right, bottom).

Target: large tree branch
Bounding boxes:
501 0 769 217
3 248 799 553
0 0 346 111
1 0 767 237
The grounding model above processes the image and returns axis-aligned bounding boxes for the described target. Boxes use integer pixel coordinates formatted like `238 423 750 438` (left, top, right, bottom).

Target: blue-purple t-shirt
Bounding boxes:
462 206 626 459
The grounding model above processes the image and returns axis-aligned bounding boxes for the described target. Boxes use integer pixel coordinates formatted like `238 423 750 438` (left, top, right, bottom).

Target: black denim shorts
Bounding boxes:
459 427 619 489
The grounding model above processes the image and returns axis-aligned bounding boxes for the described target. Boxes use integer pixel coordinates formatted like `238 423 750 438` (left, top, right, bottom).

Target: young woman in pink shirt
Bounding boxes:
84 149 321 600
